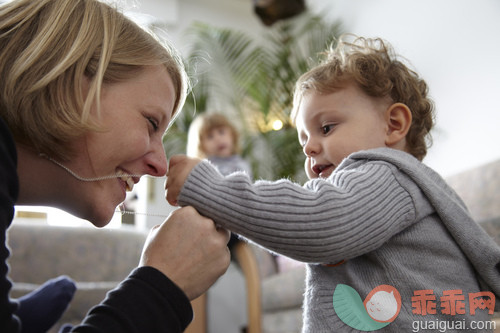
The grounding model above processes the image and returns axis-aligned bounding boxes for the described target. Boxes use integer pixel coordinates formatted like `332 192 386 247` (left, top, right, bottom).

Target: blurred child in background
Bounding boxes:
188 112 252 179
186 112 251 333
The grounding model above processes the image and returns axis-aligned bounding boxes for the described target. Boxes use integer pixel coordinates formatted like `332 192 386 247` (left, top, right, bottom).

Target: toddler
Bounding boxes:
187 112 252 179
166 36 500 332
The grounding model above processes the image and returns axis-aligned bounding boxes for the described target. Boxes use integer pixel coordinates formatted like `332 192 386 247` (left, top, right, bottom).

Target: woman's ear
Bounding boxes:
384 103 412 148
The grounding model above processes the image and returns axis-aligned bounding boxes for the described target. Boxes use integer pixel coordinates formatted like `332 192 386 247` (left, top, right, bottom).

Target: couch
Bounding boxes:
184 240 306 333
6 223 148 333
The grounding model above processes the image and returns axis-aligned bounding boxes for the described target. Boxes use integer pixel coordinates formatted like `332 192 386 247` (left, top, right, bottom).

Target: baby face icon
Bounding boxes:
333 284 402 331
364 285 402 323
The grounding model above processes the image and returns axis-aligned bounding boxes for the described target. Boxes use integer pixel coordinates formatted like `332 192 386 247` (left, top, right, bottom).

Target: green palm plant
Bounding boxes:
164 11 343 181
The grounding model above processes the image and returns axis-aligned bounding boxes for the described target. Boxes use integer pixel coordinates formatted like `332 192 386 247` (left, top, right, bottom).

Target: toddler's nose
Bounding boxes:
303 138 320 156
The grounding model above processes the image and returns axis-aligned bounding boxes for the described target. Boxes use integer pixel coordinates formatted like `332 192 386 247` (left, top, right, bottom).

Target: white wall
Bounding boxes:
130 0 264 53
132 0 500 228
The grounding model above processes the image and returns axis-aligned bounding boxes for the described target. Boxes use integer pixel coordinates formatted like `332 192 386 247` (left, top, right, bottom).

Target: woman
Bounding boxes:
0 0 230 332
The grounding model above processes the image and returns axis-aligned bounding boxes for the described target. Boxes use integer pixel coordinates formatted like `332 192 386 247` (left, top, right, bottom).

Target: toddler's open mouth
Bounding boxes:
312 164 334 178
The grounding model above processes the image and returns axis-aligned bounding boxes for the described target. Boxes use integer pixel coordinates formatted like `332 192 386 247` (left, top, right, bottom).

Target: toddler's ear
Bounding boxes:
384 103 412 148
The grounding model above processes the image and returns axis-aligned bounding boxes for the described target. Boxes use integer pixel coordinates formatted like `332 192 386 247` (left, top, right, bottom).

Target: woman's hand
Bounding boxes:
139 206 230 300
165 155 202 206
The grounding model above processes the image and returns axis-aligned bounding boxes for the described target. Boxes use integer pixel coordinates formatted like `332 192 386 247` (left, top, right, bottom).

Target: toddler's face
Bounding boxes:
202 126 234 158
295 83 391 179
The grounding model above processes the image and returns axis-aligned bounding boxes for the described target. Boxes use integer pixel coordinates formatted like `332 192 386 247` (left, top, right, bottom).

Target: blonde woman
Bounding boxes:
0 0 230 332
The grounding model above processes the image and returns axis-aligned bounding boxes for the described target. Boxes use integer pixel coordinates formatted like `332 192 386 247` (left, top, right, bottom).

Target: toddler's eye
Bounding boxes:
321 124 335 134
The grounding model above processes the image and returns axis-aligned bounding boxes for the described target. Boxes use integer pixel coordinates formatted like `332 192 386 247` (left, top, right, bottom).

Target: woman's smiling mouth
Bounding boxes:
116 168 137 191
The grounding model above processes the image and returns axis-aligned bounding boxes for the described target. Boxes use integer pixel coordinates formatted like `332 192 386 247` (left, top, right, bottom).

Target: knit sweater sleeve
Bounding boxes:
178 159 416 264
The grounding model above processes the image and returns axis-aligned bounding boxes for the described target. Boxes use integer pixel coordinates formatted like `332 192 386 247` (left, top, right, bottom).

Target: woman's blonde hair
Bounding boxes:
187 113 240 159
0 0 187 160
291 35 435 161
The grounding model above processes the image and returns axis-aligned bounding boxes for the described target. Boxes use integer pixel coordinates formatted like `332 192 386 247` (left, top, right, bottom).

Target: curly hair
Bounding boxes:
291 35 435 160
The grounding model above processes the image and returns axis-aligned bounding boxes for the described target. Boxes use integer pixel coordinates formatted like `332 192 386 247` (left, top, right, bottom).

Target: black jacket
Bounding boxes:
0 117 192 332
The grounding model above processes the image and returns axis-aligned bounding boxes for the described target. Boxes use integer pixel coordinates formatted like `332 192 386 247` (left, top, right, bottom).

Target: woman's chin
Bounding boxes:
82 206 116 228
90 218 112 228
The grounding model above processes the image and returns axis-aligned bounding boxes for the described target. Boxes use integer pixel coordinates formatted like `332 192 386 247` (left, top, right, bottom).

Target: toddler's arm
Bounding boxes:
171 158 416 264
165 155 202 206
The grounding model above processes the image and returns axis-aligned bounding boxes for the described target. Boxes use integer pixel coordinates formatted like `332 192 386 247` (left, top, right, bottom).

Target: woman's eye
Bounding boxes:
147 117 159 132
321 124 334 134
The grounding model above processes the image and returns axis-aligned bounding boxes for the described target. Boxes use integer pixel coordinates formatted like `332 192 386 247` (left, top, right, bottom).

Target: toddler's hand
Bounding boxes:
165 155 202 206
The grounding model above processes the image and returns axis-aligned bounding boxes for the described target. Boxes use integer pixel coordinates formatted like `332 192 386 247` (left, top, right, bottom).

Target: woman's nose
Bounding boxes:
145 140 168 176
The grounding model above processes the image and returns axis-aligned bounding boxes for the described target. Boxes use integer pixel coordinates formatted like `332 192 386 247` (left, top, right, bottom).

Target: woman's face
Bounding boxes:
63 65 176 226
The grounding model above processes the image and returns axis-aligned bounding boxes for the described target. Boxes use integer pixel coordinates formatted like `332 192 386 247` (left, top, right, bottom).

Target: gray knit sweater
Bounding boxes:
178 148 500 332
